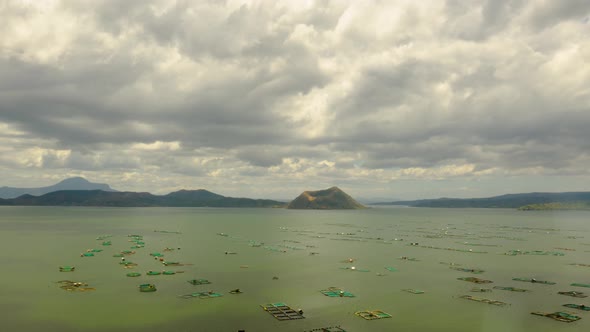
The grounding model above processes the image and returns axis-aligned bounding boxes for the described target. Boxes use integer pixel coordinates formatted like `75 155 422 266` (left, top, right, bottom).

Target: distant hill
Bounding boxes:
0 189 285 208
287 186 365 210
0 177 116 199
518 202 590 211
375 192 590 209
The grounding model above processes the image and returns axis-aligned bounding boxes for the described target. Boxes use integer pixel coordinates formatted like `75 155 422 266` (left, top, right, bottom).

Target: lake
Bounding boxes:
1 206 589 331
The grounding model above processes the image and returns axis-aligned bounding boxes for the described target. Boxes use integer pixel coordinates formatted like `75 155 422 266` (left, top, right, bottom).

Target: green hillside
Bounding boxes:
376 192 590 209
0 190 285 208
287 187 365 210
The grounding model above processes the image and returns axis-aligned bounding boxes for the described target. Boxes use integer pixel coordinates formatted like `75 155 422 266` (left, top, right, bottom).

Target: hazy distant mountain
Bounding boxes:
0 177 116 199
518 202 590 211
287 186 365 209
0 189 285 208
374 192 590 209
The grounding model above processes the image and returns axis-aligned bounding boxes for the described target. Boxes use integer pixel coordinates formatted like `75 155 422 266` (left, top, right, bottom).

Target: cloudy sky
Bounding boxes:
1 0 589 201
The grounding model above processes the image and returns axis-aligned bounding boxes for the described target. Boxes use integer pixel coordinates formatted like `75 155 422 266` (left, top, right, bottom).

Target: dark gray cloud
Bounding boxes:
1 1 329 151
526 0 590 30
235 148 283 168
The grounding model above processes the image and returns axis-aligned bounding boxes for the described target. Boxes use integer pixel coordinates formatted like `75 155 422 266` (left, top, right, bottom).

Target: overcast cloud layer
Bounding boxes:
1 0 589 200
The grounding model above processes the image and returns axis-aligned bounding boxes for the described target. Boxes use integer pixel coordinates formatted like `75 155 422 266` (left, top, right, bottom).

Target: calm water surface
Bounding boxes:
1 206 589 332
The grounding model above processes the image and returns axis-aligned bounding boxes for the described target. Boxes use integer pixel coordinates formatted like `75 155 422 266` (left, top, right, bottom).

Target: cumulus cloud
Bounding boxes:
1 0 589 199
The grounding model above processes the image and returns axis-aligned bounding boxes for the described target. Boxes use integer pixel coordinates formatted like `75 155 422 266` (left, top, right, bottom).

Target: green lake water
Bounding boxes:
1 206 589 331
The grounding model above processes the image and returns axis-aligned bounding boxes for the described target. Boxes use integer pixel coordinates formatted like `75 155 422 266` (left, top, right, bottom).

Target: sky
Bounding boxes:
1 0 589 201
